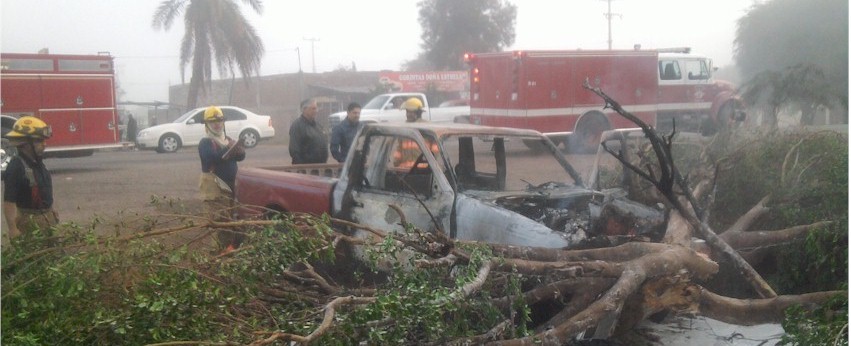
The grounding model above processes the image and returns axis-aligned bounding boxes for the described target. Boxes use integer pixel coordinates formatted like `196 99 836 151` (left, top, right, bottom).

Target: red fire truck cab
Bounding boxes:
1 52 122 157
465 48 744 152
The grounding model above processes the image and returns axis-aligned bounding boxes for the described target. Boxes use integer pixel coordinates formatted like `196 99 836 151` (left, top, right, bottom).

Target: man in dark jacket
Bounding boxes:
288 98 329 164
329 102 362 163
127 113 138 143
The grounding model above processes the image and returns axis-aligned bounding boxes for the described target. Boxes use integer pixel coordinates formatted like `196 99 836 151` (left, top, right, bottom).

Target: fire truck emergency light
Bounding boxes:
463 53 476 63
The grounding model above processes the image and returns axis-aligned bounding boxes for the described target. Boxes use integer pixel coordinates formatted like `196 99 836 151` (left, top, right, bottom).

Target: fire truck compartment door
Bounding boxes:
80 109 119 144
39 109 83 147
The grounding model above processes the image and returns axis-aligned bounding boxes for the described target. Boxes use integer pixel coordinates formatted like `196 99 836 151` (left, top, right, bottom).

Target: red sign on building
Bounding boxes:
378 71 469 93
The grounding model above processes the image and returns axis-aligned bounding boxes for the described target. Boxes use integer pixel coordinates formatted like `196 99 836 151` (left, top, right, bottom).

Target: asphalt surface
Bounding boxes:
0 142 291 238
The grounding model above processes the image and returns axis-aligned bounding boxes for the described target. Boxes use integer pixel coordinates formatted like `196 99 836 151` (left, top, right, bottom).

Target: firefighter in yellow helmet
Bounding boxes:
197 106 245 252
3 116 59 242
394 98 441 168
403 97 427 123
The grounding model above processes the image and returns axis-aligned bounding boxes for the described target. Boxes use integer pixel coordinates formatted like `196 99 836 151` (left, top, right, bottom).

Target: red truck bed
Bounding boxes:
235 164 340 217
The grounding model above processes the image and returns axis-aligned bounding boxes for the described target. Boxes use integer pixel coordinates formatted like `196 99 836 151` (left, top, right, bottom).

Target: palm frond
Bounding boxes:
240 0 263 15
151 0 188 30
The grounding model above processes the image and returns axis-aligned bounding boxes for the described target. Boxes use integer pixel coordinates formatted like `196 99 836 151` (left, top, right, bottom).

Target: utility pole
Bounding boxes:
601 0 621 50
295 47 302 72
303 37 319 73
296 47 304 103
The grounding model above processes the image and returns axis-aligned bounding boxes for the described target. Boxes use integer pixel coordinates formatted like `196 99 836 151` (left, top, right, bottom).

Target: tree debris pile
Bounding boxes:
3 108 847 344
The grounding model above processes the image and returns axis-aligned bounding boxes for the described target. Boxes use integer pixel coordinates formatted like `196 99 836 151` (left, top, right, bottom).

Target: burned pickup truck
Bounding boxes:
235 123 665 248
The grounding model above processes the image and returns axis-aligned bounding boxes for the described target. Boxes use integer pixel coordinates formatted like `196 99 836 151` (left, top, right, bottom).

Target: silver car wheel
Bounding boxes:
241 130 259 148
159 135 180 153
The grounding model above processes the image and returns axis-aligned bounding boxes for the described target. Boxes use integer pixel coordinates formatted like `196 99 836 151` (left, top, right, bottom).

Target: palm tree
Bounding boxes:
152 0 264 109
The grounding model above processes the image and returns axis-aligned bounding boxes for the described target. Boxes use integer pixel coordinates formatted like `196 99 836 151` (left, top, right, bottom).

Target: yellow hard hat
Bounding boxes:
204 106 224 122
402 98 424 111
7 115 52 140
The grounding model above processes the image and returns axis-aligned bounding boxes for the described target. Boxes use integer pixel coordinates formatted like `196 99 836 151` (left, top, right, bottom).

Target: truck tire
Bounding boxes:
701 101 739 136
240 129 260 148
157 134 181 153
569 112 609 154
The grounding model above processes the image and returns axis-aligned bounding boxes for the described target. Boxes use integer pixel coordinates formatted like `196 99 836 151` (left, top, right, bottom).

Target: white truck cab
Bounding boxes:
329 93 469 128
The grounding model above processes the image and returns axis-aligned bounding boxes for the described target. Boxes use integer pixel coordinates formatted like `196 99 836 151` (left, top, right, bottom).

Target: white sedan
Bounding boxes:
136 106 275 153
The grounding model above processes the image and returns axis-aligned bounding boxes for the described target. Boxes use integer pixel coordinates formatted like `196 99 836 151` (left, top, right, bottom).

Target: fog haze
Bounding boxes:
1 0 752 102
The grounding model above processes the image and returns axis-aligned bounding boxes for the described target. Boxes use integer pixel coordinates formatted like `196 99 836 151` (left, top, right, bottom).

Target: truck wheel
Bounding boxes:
157 134 181 153
240 129 260 148
570 113 609 154
702 102 738 136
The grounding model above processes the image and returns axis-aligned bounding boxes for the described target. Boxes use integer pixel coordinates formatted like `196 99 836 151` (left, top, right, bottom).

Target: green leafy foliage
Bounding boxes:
772 220 848 294
780 293 848 346
710 130 847 294
709 130 847 344
711 130 847 230
2 214 530 345
2 214 332 344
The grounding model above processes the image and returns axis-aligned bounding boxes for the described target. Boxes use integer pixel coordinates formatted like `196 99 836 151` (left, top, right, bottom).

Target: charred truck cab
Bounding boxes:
329 123 666 249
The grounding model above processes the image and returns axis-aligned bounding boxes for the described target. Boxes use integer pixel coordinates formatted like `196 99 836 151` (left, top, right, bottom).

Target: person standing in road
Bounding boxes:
288 98 329 164
127 113 138 144
403 97 427 123
198 106 245 251
329 102 362 163
3 116 59 242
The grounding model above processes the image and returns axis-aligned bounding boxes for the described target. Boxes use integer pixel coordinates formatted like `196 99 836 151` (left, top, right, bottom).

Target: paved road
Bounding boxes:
1 143 292 237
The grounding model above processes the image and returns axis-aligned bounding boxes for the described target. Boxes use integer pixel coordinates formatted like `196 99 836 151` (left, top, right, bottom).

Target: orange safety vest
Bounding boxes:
393 139 439 169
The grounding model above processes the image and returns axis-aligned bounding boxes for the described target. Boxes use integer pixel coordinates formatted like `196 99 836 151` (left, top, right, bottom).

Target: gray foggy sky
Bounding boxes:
1 0 753 102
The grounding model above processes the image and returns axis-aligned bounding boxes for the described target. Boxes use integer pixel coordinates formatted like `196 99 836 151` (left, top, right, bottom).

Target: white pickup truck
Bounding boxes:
329 93 470 128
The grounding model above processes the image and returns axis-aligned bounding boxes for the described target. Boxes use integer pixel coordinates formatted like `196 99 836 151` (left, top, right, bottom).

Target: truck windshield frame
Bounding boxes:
441 134 582 192
363 95 391 110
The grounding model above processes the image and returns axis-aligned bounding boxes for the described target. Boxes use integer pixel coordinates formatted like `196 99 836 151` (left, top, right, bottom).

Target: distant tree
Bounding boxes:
402 52 436 72
734 0 848 123
414 0 517 70
152 0 265 109
741 64 838 127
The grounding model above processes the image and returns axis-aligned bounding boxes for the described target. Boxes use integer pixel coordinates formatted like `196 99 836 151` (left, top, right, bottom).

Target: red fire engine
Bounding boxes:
465 48 744 152
1 52 122 157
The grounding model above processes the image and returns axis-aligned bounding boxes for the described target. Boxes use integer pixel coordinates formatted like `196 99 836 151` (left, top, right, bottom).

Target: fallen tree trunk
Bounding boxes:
583 81 779 299
699 289 845 325
490 245 719 345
